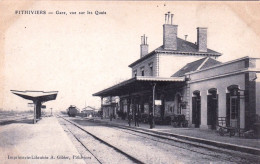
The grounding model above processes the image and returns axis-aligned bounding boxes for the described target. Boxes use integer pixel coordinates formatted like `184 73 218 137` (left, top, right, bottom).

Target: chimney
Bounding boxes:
140 34 148 58
197 27 207 52
185 35 188 41
163 12 178 50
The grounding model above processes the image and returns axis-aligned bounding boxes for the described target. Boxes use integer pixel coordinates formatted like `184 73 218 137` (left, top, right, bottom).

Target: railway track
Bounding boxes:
81 117 260 164
110 126 259 163
57 115 145 164
59 115 260 164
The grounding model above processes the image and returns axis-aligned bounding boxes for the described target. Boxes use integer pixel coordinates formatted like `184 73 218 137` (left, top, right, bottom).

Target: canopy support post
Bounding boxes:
152 82 157 128
33 100 37 124
101 96 103 119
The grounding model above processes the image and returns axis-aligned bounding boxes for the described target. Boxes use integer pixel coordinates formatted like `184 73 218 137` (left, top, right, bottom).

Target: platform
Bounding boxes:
0 116 85 164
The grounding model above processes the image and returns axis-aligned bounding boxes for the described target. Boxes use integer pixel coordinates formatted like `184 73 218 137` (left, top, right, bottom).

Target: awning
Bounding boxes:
10 90 59 124
10 90 58 102
93 76 185 97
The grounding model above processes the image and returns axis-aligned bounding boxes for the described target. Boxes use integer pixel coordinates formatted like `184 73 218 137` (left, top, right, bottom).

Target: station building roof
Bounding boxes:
93 76 185 97
172 57 222 77
129 38 222 68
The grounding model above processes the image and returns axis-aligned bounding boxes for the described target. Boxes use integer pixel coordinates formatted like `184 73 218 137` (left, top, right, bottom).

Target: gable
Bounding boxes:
172 57 222 77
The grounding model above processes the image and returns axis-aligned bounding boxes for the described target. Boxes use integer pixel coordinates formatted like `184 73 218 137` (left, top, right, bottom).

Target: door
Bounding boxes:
207 92 218 130
192 95 201 128
230 96 239 128
227 86 240 128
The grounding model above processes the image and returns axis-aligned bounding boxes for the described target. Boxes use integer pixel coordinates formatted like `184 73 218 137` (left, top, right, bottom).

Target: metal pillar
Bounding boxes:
39 104 42 118
101 97 103 119
152 83 156 128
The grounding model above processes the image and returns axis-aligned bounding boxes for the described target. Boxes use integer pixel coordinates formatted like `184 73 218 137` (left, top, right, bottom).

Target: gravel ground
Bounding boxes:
58 118 134 164
65 116 260 164
90 117 260 149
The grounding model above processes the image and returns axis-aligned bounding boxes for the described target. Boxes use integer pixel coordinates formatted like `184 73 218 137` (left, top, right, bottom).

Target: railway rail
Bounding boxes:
57 115 145 164
84 118 260 164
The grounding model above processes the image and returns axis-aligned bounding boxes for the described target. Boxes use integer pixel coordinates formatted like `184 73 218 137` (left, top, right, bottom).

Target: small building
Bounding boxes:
101 97 119 118
175 56 260 130
93 12 260 131
81 106 98 117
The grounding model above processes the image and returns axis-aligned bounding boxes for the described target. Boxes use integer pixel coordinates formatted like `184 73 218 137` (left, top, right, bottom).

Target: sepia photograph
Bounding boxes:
0 1 260 163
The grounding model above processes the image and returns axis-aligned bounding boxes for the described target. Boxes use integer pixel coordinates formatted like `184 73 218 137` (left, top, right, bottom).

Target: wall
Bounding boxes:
188 73 245 129
185 57 260 129
131 53 217 78
256 60 260 115
159 54 204 77
131 55 158 77
256 73 260 116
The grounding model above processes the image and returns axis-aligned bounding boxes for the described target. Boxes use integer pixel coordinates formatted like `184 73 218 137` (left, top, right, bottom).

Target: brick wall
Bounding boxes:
197 27 207 52
140 44 148 58
163 24 178 50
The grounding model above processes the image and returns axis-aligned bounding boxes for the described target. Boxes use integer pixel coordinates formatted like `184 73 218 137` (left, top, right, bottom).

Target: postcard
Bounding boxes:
0 1 260 164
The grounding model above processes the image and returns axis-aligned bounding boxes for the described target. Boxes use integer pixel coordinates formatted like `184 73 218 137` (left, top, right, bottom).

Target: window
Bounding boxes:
133 70 137 77
149 63 153 76
141 67 144 76
231 98 237 119
230 88 239 120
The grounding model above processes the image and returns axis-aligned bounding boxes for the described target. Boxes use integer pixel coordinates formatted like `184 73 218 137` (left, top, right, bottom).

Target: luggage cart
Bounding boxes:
217 117 236 137
171 114 188 128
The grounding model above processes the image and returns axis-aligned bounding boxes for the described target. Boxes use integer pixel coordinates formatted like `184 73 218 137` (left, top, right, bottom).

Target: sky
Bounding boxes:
1 1 260 112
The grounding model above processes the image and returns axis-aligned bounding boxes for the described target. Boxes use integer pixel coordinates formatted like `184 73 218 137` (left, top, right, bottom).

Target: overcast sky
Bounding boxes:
1 1 260 111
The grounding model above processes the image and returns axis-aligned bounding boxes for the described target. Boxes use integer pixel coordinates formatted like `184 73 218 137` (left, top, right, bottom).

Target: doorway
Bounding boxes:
230 96 239 128
226 85 240 128
207 89 218 130
175 93 182 114
192 91 201 128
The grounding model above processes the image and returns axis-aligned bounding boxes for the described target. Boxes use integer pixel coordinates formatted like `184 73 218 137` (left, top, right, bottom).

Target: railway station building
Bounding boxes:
93 13 260 131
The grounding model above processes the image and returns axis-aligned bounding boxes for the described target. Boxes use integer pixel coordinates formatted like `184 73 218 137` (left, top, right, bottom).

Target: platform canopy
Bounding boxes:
93 76 185 97
11 90 58 102
10 90 58 124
